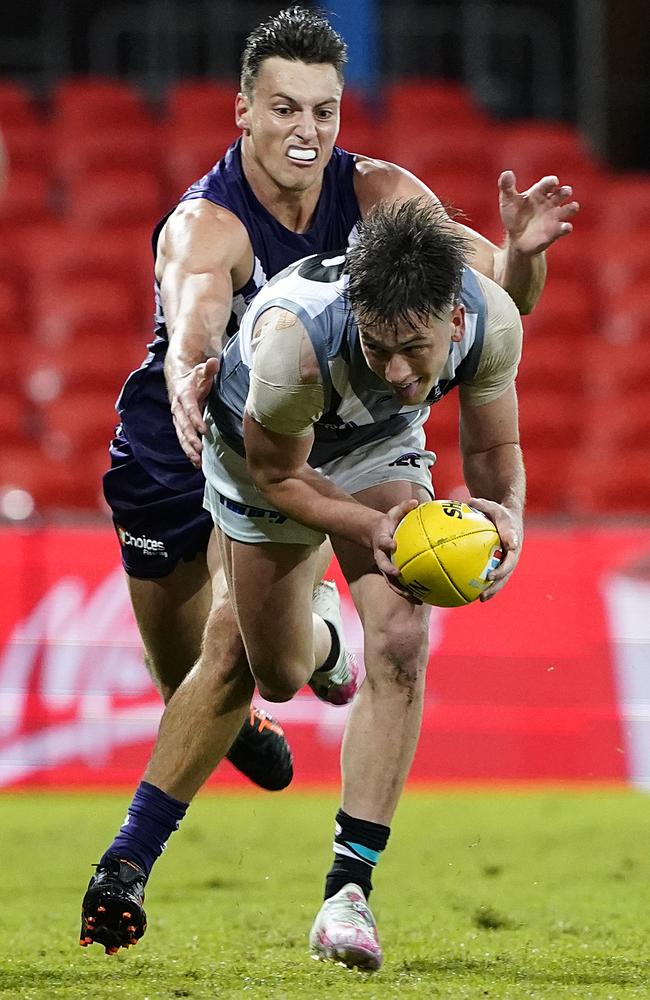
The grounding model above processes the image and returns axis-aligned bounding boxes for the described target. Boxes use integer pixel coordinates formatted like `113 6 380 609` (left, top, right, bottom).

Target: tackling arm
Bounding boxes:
353 158 578 314
158 200 251 466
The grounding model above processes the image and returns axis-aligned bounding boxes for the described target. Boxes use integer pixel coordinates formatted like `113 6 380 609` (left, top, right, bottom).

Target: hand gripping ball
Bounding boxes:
392 500 503 607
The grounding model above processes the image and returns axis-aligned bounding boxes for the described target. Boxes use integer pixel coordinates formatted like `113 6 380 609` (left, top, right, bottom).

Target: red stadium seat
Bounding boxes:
411 167 500 241
24 223 152 311
543 228 597 288
529 275 593 316
583 336 650 397
0 167 52 225
580 390 650 454
24 329 145 398
0 442 106 512
599 288 650 343
425 393 460 454
51 77 153 130
66 168 164 228
336 120 391 161
517 330 586 395
166 80 238 129
164 124 239 194
431 451 468 504
517 387 584 450
384 79 488 129
0 390 30 443
523 445 575 514
493 122 601 182
0 81 42 126
567 448 650 515
596 176 650 236
32 275 141 342
2 121 50 173
383 122 497 181
40 389 120 455
595 234 650 307
0 274 24 325
0 321 27 390
340 87 375 128
19 221 155 315
52 123 161 186
523 277 594 342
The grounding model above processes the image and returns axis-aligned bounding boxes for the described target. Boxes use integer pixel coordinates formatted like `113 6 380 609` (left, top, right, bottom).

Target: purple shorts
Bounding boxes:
104 427 212 580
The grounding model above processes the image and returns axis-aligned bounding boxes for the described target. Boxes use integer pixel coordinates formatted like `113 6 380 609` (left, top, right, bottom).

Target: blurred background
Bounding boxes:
0 0 649 791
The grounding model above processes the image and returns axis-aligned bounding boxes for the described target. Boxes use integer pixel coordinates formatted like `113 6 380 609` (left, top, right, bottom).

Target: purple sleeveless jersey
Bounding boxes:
115 139 361 491
105 138 361 578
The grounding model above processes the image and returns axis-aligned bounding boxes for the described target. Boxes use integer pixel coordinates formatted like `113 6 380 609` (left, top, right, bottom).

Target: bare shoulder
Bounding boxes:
157 198 251 273
353 155 442 215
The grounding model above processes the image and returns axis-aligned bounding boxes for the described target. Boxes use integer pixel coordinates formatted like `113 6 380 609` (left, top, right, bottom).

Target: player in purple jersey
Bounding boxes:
82 5 578 955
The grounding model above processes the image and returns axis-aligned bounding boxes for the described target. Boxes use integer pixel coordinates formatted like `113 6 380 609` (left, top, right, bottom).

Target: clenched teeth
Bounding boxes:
288 148 317 161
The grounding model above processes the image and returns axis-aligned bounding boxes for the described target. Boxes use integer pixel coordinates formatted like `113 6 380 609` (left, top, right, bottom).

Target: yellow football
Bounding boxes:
392 499 503 607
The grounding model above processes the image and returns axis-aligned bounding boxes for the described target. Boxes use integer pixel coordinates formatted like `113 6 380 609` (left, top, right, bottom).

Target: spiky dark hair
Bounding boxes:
345 198 469 332
240 6 347 97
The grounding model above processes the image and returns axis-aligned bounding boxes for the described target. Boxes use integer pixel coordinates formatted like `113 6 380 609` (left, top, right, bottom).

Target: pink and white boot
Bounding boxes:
308 883 383 971
308 581 359 706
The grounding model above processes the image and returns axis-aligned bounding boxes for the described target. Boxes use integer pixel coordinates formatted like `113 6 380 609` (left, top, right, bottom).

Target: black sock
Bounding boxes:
315 619 340 673
324 808 390 901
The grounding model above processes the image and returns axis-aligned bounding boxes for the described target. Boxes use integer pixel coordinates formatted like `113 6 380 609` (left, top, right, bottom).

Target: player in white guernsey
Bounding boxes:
80 6 577 959
198 199 524 970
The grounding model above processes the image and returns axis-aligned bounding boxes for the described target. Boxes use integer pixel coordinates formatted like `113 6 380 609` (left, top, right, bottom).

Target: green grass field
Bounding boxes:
2 788 650 999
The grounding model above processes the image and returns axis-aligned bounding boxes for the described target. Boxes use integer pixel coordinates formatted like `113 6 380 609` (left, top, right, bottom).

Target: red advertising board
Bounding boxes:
1 523 649 789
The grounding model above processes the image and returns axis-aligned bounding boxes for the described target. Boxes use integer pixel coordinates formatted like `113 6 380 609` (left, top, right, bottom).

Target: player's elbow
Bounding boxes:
247 461 281 499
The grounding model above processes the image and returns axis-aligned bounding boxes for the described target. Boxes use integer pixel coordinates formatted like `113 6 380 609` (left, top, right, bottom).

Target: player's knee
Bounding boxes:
257 680 302 702
253 659 306 703
369 619 429 694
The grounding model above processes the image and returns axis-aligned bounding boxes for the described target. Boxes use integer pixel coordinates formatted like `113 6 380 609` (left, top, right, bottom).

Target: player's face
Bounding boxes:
236 57 342 193
358 307 466 405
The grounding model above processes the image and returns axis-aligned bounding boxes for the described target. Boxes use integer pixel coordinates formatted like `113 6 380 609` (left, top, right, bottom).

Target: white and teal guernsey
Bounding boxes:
207 252 487 468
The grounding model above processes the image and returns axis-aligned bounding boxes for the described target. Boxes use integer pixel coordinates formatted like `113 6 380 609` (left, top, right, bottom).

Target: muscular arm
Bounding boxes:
243 309 384 545
245 412 383 545
353 158 578 314
459 385 525 599
158 199 252 465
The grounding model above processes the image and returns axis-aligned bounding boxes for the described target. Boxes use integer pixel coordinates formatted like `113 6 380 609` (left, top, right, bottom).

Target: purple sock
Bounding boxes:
100 781 189 878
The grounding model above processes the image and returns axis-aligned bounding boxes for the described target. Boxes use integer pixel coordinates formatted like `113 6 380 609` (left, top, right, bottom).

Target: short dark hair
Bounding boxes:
241 6 347 97
345 198 469 332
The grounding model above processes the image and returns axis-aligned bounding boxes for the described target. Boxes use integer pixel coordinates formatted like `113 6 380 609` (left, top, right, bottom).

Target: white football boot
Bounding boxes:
308 581 359 706
309 883 383 971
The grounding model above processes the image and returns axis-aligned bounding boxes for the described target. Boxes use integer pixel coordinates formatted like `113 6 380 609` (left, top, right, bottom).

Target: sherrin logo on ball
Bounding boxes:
392 499 503 607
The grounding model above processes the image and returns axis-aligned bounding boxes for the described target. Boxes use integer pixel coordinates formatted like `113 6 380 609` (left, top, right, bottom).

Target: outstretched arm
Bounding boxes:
158 199 251 466
353 158 579 314
466 170 579 314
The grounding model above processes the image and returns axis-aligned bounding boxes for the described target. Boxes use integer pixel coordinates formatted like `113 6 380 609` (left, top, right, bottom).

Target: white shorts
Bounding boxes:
202 412 436 545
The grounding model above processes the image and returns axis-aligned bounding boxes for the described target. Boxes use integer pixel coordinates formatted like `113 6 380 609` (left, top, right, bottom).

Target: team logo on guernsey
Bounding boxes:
116 525 168 557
